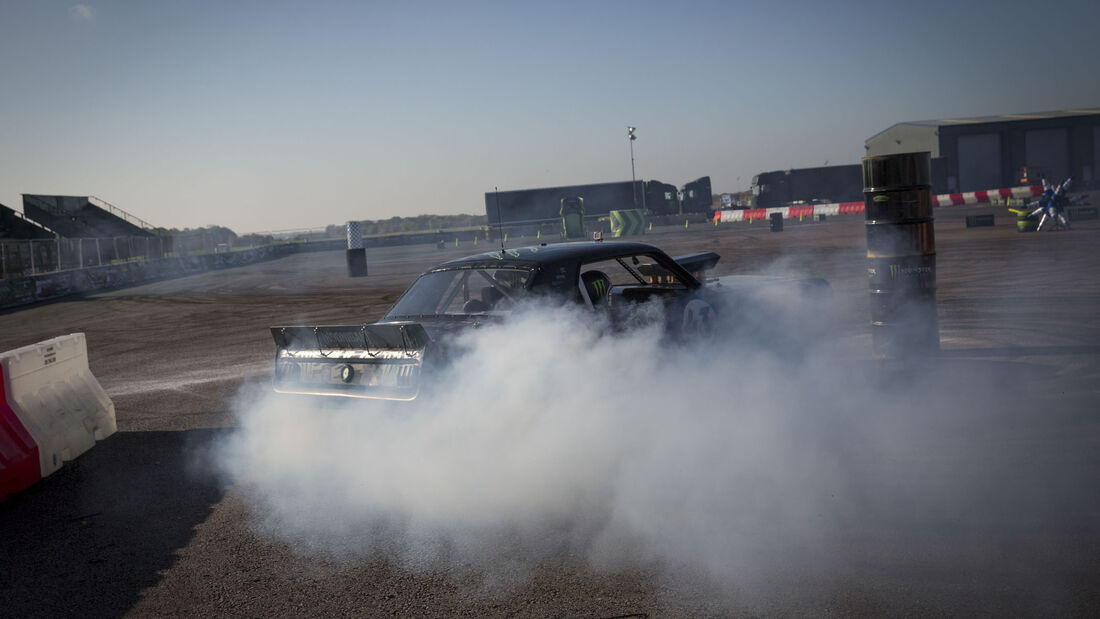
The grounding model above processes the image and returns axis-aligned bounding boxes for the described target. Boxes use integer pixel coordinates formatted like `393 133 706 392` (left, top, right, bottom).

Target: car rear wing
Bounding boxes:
672 252 720 279
270 323 431 401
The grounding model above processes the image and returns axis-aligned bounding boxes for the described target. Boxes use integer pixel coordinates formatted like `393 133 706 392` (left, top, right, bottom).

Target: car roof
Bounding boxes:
430 241 669 270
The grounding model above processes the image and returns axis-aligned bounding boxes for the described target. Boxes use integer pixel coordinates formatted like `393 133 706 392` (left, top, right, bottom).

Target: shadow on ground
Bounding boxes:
0 429 226 618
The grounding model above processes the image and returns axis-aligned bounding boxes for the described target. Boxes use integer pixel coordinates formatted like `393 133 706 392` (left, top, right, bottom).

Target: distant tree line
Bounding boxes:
153 225 275 250
324 214 488 237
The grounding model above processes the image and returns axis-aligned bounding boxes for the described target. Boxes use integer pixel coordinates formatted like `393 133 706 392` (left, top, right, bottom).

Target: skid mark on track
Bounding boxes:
105 362 269 396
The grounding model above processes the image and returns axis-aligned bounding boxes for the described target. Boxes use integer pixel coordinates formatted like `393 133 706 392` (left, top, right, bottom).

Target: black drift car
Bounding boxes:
270 241 830 400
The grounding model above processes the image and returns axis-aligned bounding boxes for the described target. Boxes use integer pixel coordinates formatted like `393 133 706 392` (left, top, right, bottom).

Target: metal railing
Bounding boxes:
87 196 157 231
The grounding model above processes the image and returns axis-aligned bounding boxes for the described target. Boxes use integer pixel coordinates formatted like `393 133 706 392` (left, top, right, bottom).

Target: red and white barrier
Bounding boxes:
713 185 1042 224
0 334 116 489
931 185 1042 207
0 365 40 502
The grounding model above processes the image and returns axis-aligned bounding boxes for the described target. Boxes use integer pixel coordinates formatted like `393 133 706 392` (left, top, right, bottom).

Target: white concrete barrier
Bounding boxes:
0 334 116 477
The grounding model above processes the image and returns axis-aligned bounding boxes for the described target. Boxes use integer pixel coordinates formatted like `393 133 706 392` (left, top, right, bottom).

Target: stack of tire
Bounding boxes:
1016 209 1039 233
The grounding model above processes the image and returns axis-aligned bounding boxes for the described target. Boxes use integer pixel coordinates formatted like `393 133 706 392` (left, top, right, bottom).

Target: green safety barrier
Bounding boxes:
561 197 586 239
610 209 646 237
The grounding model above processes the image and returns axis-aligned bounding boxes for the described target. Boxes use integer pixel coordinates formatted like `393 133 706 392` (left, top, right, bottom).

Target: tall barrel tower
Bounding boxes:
862 152 939 358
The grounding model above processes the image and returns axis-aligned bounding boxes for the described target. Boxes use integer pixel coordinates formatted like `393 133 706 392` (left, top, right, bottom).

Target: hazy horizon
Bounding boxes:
2 0 1098 233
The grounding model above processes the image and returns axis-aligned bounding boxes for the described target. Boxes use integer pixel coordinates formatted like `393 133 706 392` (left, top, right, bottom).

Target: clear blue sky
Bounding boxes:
1 0 1097 232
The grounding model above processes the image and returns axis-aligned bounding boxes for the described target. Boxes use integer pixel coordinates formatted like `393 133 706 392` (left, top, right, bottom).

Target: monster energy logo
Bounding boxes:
591 278 607 297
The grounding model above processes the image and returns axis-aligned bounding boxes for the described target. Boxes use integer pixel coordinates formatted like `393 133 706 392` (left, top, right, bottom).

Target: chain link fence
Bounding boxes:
1 222 506 280
0 237 173 279
0 227 333 279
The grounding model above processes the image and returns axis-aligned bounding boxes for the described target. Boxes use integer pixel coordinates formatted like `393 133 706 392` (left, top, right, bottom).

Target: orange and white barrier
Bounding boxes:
0 334 115 490
713 185 1043 224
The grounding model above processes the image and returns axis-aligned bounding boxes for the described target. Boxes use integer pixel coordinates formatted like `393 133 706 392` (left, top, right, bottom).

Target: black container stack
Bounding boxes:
862 152 939 358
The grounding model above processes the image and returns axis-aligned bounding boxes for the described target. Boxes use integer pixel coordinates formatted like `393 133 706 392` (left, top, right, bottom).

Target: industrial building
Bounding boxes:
865 108 1100 193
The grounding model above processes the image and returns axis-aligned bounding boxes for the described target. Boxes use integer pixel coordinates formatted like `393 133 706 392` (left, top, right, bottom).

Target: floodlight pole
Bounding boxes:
628 126 638 209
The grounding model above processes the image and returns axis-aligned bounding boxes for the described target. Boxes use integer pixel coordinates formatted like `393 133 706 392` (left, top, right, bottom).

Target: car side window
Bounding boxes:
440 268 531 314
577 254 689 308
581 255 687 287
384 267 531 318
579 257 645 287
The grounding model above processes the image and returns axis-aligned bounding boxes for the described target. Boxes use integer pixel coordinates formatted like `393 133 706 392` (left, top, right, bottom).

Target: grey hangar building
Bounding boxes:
864 108 1100 193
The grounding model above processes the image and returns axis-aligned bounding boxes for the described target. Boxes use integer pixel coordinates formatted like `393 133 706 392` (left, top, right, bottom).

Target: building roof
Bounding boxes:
867 107 1100 142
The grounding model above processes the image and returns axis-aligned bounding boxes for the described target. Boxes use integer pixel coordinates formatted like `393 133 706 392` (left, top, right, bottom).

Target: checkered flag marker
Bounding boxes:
346 221 363 249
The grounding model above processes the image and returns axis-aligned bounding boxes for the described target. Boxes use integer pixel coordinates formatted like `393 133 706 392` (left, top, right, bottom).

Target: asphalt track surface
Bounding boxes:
2 204 1099 617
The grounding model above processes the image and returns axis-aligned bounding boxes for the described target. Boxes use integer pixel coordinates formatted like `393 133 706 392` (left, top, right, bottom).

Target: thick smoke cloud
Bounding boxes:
216 291 1084 607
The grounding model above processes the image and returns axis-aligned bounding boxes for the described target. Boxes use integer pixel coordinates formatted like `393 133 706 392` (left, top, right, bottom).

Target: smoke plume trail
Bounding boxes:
216 294 1089 607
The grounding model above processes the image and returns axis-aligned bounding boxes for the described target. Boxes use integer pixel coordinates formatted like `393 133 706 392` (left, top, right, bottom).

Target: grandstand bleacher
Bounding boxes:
1 203 55 239
22 194 156 239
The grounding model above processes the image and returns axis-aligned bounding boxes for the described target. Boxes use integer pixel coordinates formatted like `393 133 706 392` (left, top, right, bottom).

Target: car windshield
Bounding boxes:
383 267 532 318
